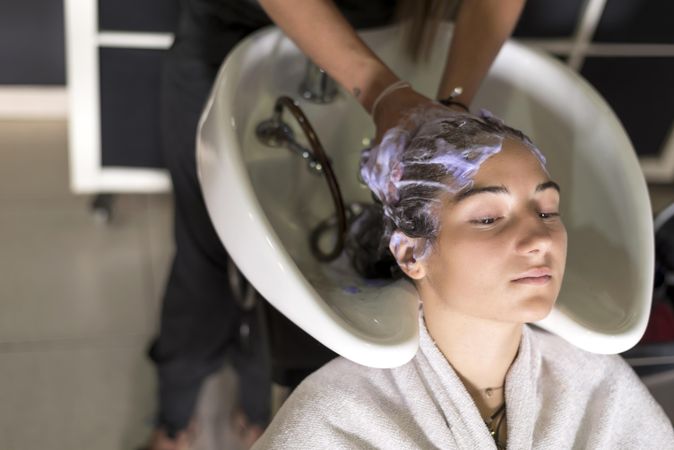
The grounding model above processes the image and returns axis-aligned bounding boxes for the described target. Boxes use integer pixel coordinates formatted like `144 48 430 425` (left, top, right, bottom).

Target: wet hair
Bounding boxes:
345 107 546 279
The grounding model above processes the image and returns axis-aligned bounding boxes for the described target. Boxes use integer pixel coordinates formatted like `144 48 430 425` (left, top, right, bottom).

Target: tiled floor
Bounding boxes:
1 119 673 449
0 120 244 450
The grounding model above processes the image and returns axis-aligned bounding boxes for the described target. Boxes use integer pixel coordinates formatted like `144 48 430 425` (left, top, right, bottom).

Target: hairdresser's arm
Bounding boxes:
436 0 527 105
257 0 432 139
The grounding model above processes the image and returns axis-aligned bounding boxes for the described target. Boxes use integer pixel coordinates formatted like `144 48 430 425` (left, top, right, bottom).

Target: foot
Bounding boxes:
230 407 265 449
143 423 197 450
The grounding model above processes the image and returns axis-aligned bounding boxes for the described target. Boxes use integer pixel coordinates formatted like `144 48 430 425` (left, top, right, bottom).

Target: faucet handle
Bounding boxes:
299 59 338 104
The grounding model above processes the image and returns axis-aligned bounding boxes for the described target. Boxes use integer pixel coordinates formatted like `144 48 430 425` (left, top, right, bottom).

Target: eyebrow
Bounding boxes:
453 180 561 203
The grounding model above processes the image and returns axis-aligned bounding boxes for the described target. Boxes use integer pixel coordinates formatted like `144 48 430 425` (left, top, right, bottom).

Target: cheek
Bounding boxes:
555 226 568 269
432 236 507 293
547 219 567 250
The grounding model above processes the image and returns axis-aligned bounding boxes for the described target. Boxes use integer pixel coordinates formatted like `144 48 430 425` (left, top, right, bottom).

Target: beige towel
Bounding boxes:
254 317 674 449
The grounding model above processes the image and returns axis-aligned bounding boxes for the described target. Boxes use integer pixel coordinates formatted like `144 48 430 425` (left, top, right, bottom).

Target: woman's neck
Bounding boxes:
422 302 523 418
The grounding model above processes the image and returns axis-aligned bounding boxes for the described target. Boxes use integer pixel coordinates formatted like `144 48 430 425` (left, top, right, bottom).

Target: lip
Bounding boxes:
511 267 552 282
511 275 552 285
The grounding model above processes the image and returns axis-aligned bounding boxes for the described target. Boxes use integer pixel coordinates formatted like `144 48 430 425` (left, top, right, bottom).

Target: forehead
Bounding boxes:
471 138 549 184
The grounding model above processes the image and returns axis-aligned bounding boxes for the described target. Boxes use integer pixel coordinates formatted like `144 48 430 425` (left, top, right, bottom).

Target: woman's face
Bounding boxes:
420 138 567 323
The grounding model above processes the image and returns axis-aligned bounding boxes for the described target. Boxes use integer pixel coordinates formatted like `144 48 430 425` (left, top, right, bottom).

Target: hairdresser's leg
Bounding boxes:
149 49 240 439
149 43 270 449
228 297 272 446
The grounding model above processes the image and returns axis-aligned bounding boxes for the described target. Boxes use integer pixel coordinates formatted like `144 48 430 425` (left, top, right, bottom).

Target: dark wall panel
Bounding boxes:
0 0 65 84
513 0 585 38
99 0 179 32
99 48 165 168
581 57 674 157
594 0 674 43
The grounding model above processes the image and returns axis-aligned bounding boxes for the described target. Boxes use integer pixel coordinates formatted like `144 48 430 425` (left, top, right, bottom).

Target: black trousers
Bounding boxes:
149 0 397 436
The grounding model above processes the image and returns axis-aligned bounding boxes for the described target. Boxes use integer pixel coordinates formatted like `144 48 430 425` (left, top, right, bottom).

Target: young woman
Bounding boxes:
251 108 674 449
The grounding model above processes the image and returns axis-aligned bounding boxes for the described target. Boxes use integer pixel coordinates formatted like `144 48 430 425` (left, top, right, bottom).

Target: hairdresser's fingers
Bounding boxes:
373 95 470 144
446 103 471 114
372 88 435 144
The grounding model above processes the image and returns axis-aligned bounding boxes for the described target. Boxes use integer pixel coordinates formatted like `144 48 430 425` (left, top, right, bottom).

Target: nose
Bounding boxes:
514 213 553 255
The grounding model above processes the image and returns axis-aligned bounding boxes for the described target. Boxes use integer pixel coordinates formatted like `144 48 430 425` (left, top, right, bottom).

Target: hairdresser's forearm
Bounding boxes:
437 0 526 105
258 0 398 113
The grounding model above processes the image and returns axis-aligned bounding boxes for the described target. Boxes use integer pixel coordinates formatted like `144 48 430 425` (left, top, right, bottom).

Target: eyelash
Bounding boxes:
470 212 560 226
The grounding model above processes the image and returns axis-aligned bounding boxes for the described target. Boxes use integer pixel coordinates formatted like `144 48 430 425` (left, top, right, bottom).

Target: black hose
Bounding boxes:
273 96 347 262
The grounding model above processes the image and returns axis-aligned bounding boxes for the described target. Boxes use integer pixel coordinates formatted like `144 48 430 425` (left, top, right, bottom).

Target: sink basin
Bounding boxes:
196 24 653 368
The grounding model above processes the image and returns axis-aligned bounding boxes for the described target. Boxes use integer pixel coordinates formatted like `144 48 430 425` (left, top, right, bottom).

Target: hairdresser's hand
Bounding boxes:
372 87 433 144
372 88 465 144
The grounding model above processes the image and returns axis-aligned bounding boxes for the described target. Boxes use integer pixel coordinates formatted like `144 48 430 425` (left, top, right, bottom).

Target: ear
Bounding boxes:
389 231 427 280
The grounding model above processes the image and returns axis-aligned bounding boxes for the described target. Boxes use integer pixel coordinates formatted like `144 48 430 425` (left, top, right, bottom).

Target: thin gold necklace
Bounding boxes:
429 335 508 447
484 401 507 449
483 385 503 398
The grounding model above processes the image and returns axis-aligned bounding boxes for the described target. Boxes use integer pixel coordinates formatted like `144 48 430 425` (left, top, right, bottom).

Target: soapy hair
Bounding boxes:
345 107 546 279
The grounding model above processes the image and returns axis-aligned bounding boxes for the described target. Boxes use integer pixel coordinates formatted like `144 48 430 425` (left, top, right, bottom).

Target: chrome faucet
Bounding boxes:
255 101 324 174
299 59 338 103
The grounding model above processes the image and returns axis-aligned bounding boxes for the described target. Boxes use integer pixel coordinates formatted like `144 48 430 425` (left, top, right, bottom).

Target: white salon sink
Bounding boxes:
196 24 653 368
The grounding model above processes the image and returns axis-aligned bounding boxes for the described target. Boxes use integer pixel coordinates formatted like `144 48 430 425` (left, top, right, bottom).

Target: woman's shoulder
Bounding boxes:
277 355 419 428
526 324 635 381
526 325 674 445
299 355 399 399
252 358 409 449
274 357 367 420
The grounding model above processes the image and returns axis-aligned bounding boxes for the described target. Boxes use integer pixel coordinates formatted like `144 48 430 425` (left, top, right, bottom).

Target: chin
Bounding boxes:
516 294 556 323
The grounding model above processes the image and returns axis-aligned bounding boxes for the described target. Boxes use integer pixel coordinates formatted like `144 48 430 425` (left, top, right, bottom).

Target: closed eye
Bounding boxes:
471 212 560 226
470 217 502 225
539 212 561 220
